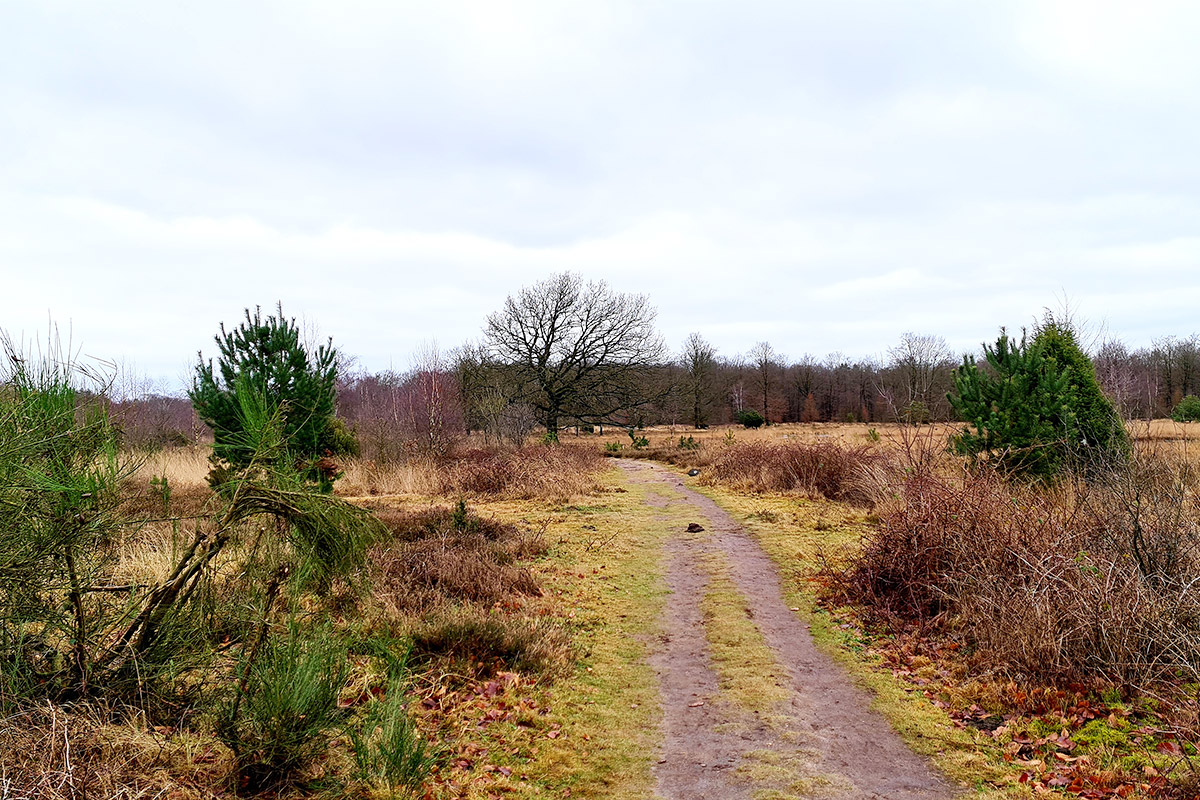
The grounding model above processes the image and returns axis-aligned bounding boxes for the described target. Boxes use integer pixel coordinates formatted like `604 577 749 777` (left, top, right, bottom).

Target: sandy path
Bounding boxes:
620 460 959 800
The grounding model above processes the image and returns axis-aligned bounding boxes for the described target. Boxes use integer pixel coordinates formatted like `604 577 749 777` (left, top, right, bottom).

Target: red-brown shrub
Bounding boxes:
835 455 1200 686
369 505 547 612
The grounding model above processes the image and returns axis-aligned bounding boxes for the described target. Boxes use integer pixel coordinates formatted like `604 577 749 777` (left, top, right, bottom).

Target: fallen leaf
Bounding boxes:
1156 740 1183 756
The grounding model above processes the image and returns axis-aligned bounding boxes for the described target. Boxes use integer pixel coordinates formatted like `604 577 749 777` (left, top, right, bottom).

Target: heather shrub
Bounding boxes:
369 505 546 612
703 441 889 505
836 448 1200 685
407 605 572 680
438 445 604 499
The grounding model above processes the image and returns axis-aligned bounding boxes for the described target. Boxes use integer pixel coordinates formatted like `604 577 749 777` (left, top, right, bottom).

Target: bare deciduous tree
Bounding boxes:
483 273 666 437
406 341 455 456
885 332 953 422
680 332 718 428
749 341 780 424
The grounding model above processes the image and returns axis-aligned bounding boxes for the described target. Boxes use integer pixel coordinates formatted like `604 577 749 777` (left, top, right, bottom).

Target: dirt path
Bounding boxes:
620 460 959 800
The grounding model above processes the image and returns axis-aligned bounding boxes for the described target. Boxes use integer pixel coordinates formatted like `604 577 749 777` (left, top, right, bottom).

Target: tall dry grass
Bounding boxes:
133 446 212 490
0 702 230 799
700 441 892 505
125 441 606 501
339 444 605 500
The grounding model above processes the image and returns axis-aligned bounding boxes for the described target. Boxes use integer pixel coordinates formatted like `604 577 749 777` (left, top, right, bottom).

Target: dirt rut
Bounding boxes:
621 460 958 800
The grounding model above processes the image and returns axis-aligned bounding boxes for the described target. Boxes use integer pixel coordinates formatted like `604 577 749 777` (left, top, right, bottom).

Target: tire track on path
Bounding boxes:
620 459 959 800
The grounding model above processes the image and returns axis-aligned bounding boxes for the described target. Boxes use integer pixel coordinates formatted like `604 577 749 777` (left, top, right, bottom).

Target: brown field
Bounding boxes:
582 416 1200 449
21 417 1200 799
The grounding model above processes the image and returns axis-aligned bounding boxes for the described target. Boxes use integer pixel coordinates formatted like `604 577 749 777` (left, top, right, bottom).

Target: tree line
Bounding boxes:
108 274 1200 456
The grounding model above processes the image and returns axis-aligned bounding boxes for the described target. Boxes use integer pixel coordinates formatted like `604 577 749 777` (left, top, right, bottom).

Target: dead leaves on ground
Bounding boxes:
414 669 565 797
819 600 1200 799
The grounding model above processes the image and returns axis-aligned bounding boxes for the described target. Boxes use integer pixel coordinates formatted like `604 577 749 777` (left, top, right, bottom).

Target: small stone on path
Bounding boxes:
686 522 705 532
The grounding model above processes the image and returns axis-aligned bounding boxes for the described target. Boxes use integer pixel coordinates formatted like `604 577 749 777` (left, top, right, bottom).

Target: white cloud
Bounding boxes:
3 1 1200 389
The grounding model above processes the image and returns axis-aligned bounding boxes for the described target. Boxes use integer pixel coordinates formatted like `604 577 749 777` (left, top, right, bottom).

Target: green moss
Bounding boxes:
736 748 843 798
1119 753 1151 772
1074 719 1131 748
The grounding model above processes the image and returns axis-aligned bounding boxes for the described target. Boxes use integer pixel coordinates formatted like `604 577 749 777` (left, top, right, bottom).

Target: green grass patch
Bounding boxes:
737 748 847 799
698 550 791 715
452 467 670 799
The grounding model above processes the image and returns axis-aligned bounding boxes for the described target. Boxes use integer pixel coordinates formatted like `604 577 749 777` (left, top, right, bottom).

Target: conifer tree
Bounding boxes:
190 304 339 487
1033 315 1129 470
949 329 1076 477
949 320 1128 478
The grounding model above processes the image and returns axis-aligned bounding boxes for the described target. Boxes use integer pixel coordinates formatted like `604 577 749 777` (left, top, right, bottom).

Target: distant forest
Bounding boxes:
109 330 1200 456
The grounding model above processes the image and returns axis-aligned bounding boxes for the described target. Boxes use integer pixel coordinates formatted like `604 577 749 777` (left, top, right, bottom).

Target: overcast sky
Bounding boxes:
4 1 1200 391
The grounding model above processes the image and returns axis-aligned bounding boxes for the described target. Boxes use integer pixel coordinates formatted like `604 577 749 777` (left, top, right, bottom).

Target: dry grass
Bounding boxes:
585 421 901 449
339 444 605 500
0 702 230 799
133 445 212 489
586 417 1200 462
123 440 606 503
700 441 891 505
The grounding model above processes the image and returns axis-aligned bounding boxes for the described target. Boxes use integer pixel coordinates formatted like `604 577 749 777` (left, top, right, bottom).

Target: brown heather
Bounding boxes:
835 445 1200 687
368 505 547 613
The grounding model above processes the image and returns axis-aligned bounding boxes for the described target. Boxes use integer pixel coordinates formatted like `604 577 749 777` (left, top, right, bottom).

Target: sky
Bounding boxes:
4 0 1200 393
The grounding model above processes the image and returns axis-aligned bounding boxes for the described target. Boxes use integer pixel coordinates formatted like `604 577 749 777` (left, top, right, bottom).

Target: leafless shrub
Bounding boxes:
702 441 891 505
835 446 1200 686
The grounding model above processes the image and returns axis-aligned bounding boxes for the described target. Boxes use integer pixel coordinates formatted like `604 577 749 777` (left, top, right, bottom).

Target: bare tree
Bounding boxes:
1094 339 1142 419
405 340 456 455
884 332 954 421
680 332 718 428
726 355 749 418
483 273 666 437
749 341 779 423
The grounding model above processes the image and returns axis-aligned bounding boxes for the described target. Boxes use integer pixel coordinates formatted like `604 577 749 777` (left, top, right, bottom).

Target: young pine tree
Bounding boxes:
190 304 341 489
949 329 1076 478
949 322 1127 479
1032 315 1129 471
